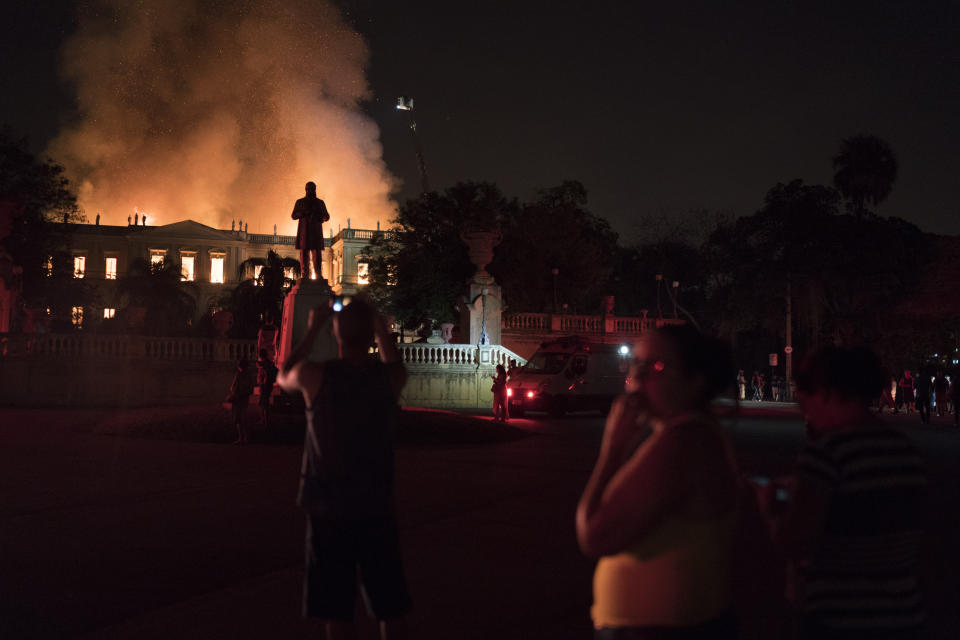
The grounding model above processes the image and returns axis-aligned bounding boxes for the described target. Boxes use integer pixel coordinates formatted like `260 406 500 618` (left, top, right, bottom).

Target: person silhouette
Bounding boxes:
227 358 255 444
577 326 740 638
256 312 279 364
776 346 927 638
292 181 330 282
277 297 411 639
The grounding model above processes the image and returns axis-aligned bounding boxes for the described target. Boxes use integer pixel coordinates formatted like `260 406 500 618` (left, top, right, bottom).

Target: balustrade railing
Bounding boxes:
502 313 666 336
0 333 257 362
398 343 526 368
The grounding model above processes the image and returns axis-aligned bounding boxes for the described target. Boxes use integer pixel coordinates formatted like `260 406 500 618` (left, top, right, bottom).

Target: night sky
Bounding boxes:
2 0 959 239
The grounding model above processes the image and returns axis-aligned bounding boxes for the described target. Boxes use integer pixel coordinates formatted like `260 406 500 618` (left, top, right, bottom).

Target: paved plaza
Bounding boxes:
1 405 958 639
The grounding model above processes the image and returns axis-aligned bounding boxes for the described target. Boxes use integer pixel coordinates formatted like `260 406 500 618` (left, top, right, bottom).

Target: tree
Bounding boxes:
363 182 518 328
492 181 619 314
35 250 101 332
0 129 84 308
116 258 198 335
704 179 929 365
225 250 300 338
832 134 899 216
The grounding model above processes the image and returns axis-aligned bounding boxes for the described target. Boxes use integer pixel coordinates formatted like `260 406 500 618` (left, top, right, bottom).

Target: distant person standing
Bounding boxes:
737 369 746 401
257 313 280 364
915 369 932 424
256 349 279 429
751 370 762 401
291 181 330 282
227 358 255 444
933 370 949 417
898 369 915 414
772 346 927 639
950 373 960 427
277 297 411 639
490 364 508 422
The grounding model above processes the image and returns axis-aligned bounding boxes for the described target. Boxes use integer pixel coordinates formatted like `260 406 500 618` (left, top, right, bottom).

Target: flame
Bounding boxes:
49 0 397 234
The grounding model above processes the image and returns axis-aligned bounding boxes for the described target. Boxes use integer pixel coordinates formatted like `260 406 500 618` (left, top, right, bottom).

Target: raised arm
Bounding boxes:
276 305 333 403
576 395 680 557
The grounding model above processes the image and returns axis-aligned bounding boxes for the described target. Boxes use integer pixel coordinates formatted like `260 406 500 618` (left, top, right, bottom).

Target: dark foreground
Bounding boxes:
1 405 958 639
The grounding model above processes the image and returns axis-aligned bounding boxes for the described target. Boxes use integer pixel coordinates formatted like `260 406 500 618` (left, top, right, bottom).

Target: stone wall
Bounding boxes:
0 335 526 410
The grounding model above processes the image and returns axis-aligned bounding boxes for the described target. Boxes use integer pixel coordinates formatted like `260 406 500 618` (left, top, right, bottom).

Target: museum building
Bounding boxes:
66 219 375 325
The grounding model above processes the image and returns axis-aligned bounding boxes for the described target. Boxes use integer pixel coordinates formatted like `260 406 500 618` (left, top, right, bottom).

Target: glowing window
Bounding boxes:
72 306 84 328
151 252 165 267
357 261 369 285
105 257 117 279
74 255 86 278
284 266 296 282
181 254 195 281
103 308 116 319
254 264 263 285
210 255 225 284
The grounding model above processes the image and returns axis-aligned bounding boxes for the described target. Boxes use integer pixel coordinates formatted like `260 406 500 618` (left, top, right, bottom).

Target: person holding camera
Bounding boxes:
576 325 740 639
277 297 411 640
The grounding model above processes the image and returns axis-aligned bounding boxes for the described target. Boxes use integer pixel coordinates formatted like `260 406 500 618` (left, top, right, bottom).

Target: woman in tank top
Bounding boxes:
576 326 740 639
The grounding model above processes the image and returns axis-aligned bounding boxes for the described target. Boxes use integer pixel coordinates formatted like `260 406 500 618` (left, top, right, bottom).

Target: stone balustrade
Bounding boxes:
0 333 258 363
398 343 526 368
503 312 682 336
500 312 685 360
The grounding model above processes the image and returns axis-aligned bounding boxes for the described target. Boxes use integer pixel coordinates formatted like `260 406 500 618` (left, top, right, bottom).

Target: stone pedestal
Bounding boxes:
461 281 502 346
459 230 503 346
277 279 338 366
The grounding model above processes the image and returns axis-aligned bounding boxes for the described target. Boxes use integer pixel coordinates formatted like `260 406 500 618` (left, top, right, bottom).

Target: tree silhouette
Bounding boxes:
0 129 84 307
117 258 197 335
832 135 899 216
224 250 299 337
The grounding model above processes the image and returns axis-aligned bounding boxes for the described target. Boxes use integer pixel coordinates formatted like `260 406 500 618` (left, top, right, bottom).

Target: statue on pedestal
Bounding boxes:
292 181 330 282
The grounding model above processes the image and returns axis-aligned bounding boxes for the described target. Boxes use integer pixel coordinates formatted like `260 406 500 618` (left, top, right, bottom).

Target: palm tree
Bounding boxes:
117 258 198 335
832 135 899 216
226 250 300 337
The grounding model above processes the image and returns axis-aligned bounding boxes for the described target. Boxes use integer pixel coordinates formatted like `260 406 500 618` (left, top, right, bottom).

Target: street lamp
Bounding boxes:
551 268 559 313
396 96 430 194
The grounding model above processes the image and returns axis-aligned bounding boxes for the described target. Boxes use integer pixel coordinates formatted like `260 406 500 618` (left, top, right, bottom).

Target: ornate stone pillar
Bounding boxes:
459 230 503 346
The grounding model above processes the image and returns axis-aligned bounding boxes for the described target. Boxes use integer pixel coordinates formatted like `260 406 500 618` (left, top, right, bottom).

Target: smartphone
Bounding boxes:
332 295 344 312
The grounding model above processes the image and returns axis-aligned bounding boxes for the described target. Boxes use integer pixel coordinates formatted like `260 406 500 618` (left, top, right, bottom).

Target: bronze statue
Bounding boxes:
291 181 330 281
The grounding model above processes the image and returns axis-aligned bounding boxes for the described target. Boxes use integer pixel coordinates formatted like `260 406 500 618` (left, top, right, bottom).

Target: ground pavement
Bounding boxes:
1 403 958 639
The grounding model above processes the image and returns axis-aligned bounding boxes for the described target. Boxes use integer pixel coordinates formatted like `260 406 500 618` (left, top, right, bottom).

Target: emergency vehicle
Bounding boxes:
507 336 631 417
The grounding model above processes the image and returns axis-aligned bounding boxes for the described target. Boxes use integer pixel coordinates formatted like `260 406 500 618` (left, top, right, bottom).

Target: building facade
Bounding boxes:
64 219 375 325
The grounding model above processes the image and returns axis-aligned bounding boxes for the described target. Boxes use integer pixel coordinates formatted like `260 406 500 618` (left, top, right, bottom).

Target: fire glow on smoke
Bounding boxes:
49 0 397 233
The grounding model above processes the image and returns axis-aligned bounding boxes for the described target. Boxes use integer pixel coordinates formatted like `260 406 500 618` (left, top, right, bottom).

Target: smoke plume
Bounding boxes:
49 0 397 234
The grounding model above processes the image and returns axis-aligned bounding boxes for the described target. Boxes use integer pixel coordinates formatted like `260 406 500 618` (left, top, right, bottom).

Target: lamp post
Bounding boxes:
396 96 430 194
551 267 559 313
655 274 663 319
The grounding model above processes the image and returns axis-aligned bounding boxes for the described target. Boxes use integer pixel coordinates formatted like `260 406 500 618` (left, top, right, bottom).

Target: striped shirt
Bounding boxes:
796 423 927 631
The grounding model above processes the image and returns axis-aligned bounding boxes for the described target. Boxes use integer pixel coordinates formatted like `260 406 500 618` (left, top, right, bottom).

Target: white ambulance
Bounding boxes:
507 336 631 417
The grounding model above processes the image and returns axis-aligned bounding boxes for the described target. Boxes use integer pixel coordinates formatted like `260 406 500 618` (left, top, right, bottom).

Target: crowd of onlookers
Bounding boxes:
736 369 788 402
878 367 959 425
737 365 960 425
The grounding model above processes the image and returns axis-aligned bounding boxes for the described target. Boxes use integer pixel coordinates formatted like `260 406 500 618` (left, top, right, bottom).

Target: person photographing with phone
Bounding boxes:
277 296 411 640
576 325 740 639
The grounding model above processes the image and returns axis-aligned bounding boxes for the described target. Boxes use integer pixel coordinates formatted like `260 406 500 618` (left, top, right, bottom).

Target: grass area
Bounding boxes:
93 404 532 446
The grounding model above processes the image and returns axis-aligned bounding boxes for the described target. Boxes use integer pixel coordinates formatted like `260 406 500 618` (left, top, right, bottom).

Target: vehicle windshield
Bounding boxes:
523 352 570 375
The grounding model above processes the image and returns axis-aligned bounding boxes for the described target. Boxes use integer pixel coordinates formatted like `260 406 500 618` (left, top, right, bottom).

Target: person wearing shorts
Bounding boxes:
278 297 411 639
